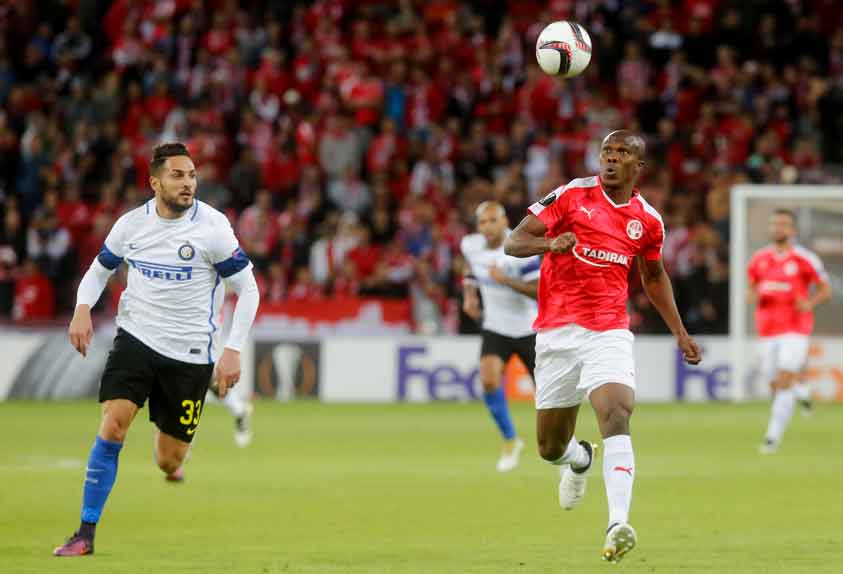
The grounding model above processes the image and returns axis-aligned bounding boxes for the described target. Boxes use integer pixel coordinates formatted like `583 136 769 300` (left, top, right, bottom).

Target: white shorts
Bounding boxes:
534 324 636 409
758 334 810 380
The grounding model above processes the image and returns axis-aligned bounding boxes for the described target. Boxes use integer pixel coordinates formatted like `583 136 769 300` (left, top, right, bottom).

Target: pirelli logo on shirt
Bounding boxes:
574 246 630 267
127 258 193 281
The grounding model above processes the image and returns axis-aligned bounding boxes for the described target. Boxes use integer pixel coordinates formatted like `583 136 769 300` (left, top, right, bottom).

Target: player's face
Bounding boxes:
151 156 197 213
769 213 795 244
599 137 643 187
477 208 507 243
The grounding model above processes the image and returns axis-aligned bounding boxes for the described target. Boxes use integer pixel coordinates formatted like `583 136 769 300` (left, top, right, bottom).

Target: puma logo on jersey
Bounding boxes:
573 246 630 267
579 206 595 219
613 465 633 476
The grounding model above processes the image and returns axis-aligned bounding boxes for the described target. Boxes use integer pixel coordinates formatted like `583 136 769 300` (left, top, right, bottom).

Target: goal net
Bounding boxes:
729 185 843 402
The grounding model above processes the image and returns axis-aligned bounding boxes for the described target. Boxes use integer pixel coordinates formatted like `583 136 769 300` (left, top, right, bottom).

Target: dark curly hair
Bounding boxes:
149 142 192 175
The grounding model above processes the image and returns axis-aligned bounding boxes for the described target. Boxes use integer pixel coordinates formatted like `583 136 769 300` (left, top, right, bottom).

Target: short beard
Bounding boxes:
160 193 192 214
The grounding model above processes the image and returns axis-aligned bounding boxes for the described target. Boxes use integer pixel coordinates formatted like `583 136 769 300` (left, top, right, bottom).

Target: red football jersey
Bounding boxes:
528 176 665 332
747 245 827 336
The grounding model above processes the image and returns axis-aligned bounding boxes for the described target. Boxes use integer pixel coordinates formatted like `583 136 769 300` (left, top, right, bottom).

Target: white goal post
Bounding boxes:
729 185 843 402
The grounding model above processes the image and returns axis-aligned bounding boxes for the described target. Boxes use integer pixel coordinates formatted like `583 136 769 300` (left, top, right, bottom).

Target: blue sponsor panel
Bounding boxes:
674 344 730 401
396 344 480 401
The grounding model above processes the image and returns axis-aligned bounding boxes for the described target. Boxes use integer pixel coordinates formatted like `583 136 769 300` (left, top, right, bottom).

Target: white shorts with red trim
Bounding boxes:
534 324 636 409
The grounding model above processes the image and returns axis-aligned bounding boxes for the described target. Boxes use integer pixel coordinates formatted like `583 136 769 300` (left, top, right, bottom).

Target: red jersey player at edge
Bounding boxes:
748 208 831 454
504 130 701 564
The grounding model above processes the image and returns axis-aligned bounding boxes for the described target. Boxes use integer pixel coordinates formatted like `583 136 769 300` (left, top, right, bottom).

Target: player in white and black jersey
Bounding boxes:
53 143 260 557
461 201 540 472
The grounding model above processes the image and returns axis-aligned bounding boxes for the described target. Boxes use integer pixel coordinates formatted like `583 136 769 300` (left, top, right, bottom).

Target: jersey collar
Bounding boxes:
597 176 638 208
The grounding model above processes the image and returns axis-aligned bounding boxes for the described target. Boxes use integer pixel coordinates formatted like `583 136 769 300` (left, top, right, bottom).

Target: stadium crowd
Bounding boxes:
0 0 841 334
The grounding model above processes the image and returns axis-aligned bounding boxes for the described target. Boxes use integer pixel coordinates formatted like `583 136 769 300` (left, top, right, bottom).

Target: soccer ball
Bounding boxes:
535 21 592 78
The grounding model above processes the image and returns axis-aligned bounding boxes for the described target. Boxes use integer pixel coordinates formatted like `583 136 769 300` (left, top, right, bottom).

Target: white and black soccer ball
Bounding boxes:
535 21 592 78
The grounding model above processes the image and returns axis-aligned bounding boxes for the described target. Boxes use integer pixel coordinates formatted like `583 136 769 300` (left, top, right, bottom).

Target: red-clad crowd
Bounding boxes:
0 0 841 333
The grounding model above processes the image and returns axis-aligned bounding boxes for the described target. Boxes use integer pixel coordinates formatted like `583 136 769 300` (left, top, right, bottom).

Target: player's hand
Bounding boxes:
214 347 241 398
677 334 702 365
489 265 509 285
549 232 577 254
68 304 93 357
463 297 482 321
795 298 814 312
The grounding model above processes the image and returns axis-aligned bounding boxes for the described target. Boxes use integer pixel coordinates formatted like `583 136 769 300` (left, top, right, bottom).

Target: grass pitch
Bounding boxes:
1 400 842 573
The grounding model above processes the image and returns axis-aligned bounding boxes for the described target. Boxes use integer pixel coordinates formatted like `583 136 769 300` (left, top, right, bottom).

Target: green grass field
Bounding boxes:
1 400 842 573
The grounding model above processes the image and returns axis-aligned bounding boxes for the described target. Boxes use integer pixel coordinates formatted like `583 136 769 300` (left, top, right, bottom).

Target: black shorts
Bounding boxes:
480 330 536 376
99 329 214 443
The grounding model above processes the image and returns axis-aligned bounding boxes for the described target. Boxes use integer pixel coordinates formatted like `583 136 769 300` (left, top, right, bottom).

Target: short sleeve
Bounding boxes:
641 217 665 261
799 250 828 284
210 218 252 278
98 214 129 270
528 185 571 233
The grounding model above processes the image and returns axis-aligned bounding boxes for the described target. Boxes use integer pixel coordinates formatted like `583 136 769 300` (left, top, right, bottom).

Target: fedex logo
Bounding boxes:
397 345 480 401
128 258 193 281
675 347 729 400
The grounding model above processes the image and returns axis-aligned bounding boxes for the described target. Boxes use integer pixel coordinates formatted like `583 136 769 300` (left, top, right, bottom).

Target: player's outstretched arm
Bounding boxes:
797 278 831 312
637 256 701 365
489 265 539 299
462 279 483 321
215 268 260 397
505 214 575 257
69 258 117 356
505 214 550 257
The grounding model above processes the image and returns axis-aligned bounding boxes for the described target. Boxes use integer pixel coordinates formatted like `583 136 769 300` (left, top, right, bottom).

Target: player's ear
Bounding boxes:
149 175 160 193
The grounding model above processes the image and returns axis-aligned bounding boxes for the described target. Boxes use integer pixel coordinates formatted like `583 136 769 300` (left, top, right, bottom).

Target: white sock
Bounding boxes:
549 437 590 469
603 435 634 527
765 388 795 444
222 388 248 419
794 382 812 402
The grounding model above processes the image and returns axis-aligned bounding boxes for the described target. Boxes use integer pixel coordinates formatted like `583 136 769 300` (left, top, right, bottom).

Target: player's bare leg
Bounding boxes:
590 383 637 563
212 383 253 447
793 368 813 418
155 430 192 482
479 355 523 472
54 399 138 556
536 405 594 508
761 371 798 454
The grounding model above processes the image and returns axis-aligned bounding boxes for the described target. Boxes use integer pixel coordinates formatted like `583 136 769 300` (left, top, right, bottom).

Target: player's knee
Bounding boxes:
156 451 185 474
598 403 632 436
99 417 129 443
537 436 565 461
480 375 500 392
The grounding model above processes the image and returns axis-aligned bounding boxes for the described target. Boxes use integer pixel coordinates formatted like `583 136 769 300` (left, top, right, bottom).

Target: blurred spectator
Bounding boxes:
287 266 323 301
13 259 55 322
319 114 363 181
328 167 370 215
0 1 841 334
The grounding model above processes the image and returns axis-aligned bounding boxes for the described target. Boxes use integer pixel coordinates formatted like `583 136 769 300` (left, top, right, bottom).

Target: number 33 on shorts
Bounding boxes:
179 399 203 435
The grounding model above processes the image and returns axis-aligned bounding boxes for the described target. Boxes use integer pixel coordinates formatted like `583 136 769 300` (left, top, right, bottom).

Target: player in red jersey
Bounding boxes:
748 208 831 454
505 130 701 563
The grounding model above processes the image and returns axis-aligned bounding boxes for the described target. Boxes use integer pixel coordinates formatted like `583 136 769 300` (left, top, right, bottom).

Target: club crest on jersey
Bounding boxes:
626 220 643 240
178 243 195 261
784 261 798 276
